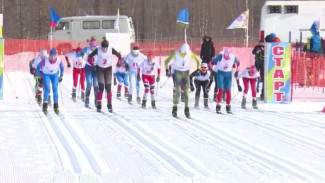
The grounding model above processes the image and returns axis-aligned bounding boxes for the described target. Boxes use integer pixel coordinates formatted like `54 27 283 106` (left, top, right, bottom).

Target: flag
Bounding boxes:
176 8 189 28
50 5 61 28
114 8 120 31
310 19 320 36
227 10 249 29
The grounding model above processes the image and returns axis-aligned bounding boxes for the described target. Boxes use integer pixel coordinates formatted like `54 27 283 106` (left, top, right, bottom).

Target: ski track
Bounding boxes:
262 111 325 129
25 77 65 172
99 110 199 177
5 73 323 182
26 77 102 175
59 83 183 177
193 104 325 159
111 108 212 176
155 90 325 181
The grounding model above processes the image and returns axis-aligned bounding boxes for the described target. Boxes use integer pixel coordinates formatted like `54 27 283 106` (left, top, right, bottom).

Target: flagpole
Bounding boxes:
50 26 53 49
245 27 249 47
185 28 187 43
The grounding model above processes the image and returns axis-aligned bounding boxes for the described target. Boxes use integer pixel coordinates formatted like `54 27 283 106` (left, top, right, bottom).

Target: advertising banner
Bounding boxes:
265 43 291 103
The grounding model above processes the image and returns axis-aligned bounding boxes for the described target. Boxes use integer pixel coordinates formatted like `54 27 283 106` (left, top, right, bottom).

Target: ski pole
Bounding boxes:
4 71 19 99
59 82 64 106
160 76 170 88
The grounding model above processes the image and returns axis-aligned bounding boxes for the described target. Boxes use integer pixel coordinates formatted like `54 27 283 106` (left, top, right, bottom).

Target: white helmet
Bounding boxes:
180 43 190 54
40 49 48 57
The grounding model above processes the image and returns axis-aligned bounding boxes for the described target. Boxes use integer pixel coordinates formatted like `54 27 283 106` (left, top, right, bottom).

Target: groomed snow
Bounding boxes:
0 72 324 183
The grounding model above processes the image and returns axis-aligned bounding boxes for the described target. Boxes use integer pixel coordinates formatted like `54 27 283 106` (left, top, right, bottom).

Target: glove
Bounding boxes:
116 61 121 67
190 84 195 92
256 87 259 93
114 78 117 85
166 69 171 77
137 75 141 82
237 85 242 92
67 61 71 68
156 77 160 83
125 63 129 71
59 75 63 83
88 57 95 66
35 76 42 83
234 71 239 78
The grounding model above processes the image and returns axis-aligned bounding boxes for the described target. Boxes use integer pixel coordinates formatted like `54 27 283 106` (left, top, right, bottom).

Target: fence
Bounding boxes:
2 39 324 101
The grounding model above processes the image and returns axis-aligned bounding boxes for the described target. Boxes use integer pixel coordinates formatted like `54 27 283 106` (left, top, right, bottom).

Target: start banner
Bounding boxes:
265 43 291 104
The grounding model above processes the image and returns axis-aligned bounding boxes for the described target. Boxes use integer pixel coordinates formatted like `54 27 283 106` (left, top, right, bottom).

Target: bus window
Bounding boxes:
83 21 100 29
102 20 115 29
56 22 69 30
285 5 298 14
268 5 282 14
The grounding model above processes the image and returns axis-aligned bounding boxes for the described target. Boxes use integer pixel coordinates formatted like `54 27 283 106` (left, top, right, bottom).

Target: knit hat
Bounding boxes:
49 48 57 55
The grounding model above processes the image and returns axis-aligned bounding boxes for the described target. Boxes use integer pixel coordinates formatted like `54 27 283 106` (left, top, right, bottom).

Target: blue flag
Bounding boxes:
310 19 320 36
177 8 189 28
50 5 61 28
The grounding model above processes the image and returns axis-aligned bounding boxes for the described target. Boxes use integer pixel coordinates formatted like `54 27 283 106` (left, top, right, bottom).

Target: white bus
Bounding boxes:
50 15 135 43
260 0 325 43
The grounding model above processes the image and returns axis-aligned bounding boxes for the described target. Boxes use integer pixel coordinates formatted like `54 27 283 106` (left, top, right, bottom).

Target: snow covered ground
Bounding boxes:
0 72 325 183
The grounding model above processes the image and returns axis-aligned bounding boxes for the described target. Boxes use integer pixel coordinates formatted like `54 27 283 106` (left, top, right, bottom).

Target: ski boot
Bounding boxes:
151 100 156 109
142 100 146 108
107 103 113 113
117 91 121 98
241 97 246 109
216 104 221 114
226 104 232 114
54 103 59 115
85 97 90 108
128 94 132 104
97 101 102 112
172 106 177 118
37 92 42 105
42 103 48 115
72 92 76 102
252 99 258 109
81 92 85 102
204 98 209 109
184 107 190 118
137 96 141 104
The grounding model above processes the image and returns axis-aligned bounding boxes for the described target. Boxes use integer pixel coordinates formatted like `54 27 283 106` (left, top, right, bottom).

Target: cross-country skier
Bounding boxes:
190 62 211 109
164 43 200 118
122 46 147 104
82 36 99 108
30 49 48 104
36 48 64 114
138 50 160 109
237 65 260 109
212 48 240 114
88 37 121 112
113 59 129 98
65 47 87 102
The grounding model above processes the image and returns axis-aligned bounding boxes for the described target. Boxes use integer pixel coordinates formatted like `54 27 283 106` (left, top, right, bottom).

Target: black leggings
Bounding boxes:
96 66 112 93
194 80 209 99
